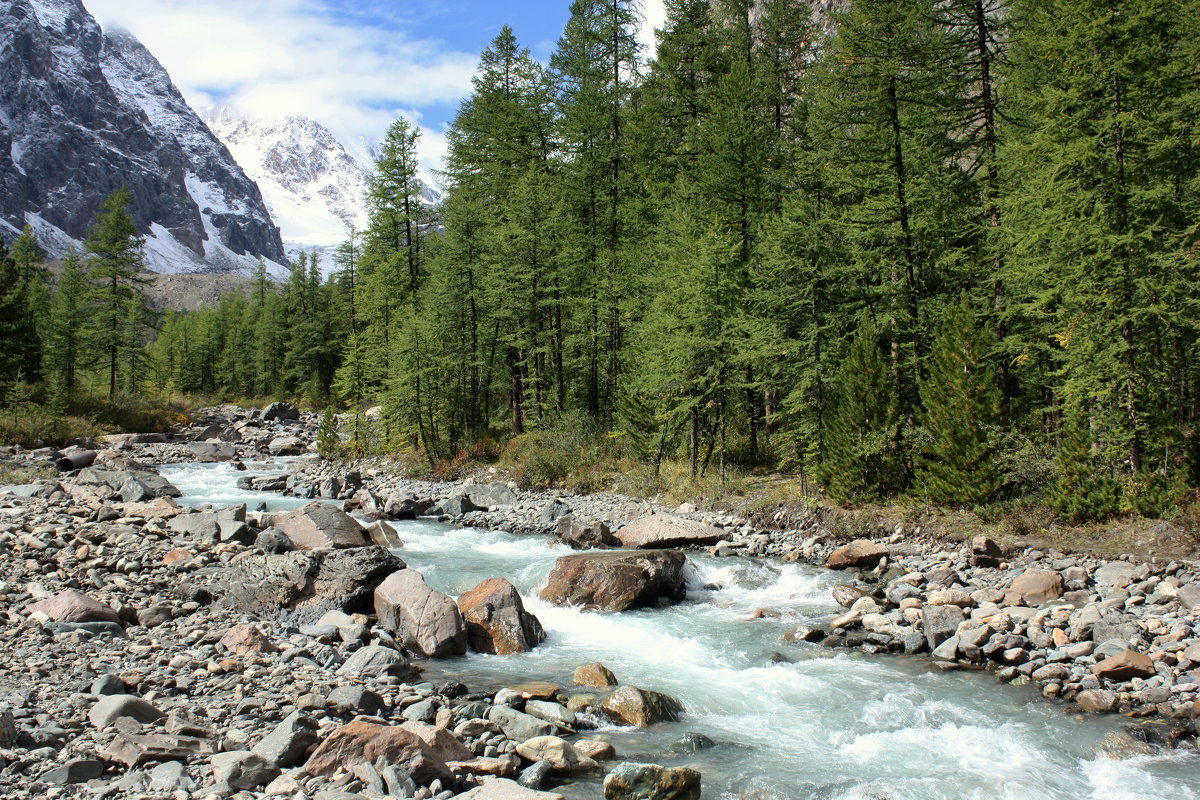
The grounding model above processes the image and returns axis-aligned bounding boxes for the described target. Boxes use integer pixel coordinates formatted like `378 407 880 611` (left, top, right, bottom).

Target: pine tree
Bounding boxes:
43 248 90 401
916 295 1002 506
84 187 149 399
1053 401 1121 522
0 241 39 390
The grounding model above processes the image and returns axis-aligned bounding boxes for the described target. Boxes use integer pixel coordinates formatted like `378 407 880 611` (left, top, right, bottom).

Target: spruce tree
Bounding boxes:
916 295 1002 506
84 187 148 399
43 248 90 401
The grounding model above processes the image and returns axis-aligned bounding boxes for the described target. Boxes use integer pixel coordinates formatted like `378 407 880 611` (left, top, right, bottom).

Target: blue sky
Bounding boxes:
86 0 665 174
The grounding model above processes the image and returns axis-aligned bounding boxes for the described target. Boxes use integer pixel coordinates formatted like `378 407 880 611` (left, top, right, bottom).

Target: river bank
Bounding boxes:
0 403 1198 799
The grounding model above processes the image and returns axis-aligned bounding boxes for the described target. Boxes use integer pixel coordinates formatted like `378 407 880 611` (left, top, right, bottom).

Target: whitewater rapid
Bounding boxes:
159 460 1200 800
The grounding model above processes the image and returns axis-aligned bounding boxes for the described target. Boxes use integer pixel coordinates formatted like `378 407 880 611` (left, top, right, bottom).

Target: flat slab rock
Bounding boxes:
274 501 368 549
454 778 565 800
614 513 730 549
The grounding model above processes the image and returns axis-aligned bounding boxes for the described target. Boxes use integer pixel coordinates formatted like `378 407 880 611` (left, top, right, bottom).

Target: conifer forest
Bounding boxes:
6 0 1200 522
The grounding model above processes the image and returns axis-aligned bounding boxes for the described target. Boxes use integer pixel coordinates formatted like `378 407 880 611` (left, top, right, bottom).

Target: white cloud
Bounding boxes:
636 0 667 60
86 0 476 171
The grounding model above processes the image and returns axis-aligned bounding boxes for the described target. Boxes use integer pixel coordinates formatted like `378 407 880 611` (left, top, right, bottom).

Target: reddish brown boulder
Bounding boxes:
374 569 467 657
599 686 683 727
573 663 618 688
1009 569 1065 606
539 551 687 612
614 514 729 549
219 624 277 656
1093 649 1156 682
826 540 887 571
457 578 545 655
27 589 119 624
303 720 450 783
400 721 473 762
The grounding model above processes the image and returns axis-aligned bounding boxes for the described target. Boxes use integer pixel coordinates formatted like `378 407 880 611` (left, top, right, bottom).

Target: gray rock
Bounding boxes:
262 402 300 422
374 569 467 658
91 674 126 696
519 759 555 790
221 546 405 624
211 750 280 790
556 515 619 550
923 605 964 652
468 482 519 510
41 758 105 784
539 500 572 525
275 502 368 550
326 686 386 717
524 700 576 728
252 711 320 768
89 695 164 728
614 513 730 549
602 762 701 800
337 644 411 678
488 705 557 743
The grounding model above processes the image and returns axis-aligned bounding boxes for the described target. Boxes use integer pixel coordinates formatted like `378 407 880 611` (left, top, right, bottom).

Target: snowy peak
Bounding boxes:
0 0 287 274
204 109 373 249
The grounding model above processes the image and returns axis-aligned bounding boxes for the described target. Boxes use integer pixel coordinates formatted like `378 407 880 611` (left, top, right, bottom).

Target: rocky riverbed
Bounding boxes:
0 402 1198 799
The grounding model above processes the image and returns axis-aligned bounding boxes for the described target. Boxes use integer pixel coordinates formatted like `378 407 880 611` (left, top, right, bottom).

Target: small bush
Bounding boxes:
1003 500 1057 537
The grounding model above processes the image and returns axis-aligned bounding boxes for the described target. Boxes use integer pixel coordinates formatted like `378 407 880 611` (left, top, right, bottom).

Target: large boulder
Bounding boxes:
826 540 887 570
539 551 688 612
514 736 598 774
603 762 701 800
599 687 683 727
487 706 557 743
221 546 405 624
457 578 545 655
262 401 300 422
1009 569 1064 606
275 502 368 550
374 570 467 658
467 482 519 510
303 720 451 783
614 514 729 549
556 515 619 550
27 589 119 624
168 505 250 544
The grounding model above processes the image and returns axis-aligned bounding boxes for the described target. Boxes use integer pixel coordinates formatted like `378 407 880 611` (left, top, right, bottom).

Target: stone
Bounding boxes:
276 502 369 550
514 736 598 774
221 546 404 624
458 577 545 655
41 758 106 785
436 494 483 516
927 589 973 608
599 687 683 727
557 515 619 550
374 569 467 658
826 540 887 570
540 499 572 525
326 685 386 717
487 706 557 743
89 695 164 728
574 662 618 688
400 721 473 762
539 550 688 612
923 604 964 651
267 436 306 456
468 482 519 510
27 588 119 624
1010 569 1064 606
603 762 701 800
1092 611 1139 646
1077 689 1119 712
452 778 565 800
262 401 300 421
449 756 521 779
1177 583 1200 609
365 520 404 549
971 536 1002 567
385 493 423 519
831 584 864 607
304 720 451 783
575 739 616 761
220 624 277 655
253 711 320 768
1094 562 1142 588
104 732 211 767
337 644 412 678
518 760 555 790
1093 650 1156 682
524 700 576 728
212 751 280 790
614 513 730 549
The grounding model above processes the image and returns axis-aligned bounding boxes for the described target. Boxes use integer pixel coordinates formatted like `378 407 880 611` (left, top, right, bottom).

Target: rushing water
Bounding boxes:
162 460 1200 800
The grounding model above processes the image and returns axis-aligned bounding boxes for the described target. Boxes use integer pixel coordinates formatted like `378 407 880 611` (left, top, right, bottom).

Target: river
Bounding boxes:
158 458 1200 800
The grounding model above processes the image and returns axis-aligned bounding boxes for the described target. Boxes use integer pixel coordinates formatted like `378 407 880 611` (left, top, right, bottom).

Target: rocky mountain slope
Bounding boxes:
0 0 287 274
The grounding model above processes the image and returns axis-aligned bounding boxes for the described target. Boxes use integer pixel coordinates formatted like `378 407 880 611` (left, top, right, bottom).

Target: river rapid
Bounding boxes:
158 458 1200 800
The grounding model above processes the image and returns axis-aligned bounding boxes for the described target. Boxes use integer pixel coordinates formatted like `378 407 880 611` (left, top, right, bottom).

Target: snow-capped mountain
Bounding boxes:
0 0 287 274
203 109 374 253
203 108 442 266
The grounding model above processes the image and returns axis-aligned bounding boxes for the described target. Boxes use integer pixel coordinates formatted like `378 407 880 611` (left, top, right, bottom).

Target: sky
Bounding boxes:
86 0 667 178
